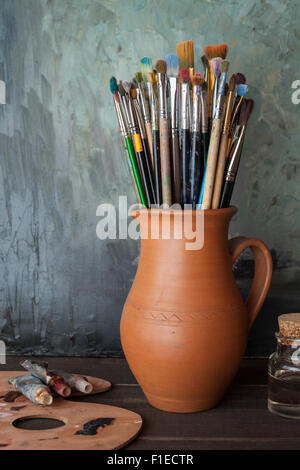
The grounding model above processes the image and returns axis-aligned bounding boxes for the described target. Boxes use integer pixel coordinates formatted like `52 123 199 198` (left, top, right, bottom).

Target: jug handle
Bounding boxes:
229 237 273 330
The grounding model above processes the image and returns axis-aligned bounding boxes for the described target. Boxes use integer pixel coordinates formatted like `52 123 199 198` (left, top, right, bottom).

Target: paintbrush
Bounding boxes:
203 43 229 129
197 81 209 208
202 59 229 209
135 71 153 168
211 74 236 209
123 80 155 207
147 71 161 205
166 53 181 205
130 85 157 205
179 68 191 206
190 73 205 208
176 40 194 82
110 77 147 207
156 59 172 206
220 99 254 208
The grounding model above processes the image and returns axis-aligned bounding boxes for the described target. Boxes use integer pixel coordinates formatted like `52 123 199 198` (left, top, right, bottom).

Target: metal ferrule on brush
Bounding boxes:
226 126 246 180
181 82 189 130
223 92 235 135
212 78 219 120
147 82 159 131
114 99 129 138
120 96 131 132
192 85 201 133
169 76 178 134
158 72 168 119
138 85 151 123
127 98 138 135
214 73 226 119
200 89 208 134
133 100 146 139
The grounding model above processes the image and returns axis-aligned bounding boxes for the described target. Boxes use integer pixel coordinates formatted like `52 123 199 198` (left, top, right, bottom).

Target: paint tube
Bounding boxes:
20 360 71 397
8 375 53 405
52 370 93 394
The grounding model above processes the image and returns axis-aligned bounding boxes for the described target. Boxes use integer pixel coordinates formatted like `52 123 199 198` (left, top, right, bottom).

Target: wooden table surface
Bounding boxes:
1 357 299 450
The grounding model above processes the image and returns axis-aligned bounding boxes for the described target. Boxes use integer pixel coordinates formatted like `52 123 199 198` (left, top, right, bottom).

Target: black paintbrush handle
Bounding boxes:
152 129 162 206
141 137 156 205
136 149 152 208
180 129 190 207
189 131 203 209
220 180 234 208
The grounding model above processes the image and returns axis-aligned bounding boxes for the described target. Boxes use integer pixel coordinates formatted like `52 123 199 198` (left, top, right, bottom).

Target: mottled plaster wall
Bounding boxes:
0 0 299 356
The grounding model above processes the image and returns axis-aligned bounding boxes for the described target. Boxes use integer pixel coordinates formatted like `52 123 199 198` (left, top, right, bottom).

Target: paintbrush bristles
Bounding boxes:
229 74 236 92
148 72 156 86
166 54 180 78
235 73 246 85
220 59 230 73
211 57 222 77
135 72 143 83
176 40 194 69
122 80 132 94
109 76 118 94
140 57 152 82
192 73 205 87
203 43 229 59
130 87 137 100
237 84 248 97
179 69 190 83
156 60 166 74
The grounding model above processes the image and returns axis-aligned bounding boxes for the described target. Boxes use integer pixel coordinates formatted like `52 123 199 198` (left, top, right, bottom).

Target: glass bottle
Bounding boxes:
268 313 300 419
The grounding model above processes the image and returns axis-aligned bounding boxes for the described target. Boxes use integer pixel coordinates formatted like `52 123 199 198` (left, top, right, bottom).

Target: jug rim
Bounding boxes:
130 205 238 218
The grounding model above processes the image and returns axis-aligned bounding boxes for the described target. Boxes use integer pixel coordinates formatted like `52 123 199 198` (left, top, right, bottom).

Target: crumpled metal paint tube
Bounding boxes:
52 370 93 394
8 375 53 405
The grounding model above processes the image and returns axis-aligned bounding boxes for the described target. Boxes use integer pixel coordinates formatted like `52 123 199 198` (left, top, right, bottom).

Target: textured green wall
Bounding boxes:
0 0 299 356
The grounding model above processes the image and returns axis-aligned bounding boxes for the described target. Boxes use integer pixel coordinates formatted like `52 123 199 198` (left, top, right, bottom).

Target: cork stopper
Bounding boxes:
278 313 300 339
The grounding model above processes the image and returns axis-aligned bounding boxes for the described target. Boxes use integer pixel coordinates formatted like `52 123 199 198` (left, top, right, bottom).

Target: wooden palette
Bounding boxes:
0 371 142 450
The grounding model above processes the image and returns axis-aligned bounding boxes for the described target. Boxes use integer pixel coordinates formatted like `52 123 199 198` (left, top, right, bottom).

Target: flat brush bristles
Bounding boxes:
192 73 205 87
176 40 194 69
130 87 137 100
156 60 166 74
148 72 156 86
179 69 190 83
122 80 132 94
135 72 143 84
140 57 152 81
220 59 230 73
238 99 248 126
110 76 118 94
118 81 125 96
235 73 246 85
229 74 236 92
237 84 248 97
211 57 222 77
204 43 229 60
166 54 180 78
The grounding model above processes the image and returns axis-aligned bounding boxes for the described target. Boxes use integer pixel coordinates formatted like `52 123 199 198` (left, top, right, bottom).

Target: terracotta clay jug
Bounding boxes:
121 207 273 413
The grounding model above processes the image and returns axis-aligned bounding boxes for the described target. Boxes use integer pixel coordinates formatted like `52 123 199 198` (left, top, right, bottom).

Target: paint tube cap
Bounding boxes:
36 389 53 406
75 378 93 394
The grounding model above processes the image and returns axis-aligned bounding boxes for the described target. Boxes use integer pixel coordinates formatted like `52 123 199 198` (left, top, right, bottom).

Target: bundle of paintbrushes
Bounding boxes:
110 41 254 210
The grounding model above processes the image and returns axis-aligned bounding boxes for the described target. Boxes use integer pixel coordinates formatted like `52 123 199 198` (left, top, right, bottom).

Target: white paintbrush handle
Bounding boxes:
202 118 222 210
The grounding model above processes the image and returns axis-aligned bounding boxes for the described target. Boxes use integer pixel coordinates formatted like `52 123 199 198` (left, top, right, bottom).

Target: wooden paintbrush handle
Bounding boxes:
145 121 154 168
202 118 222 210
171 131 181 205
159 117 172 206
212 133 228 209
